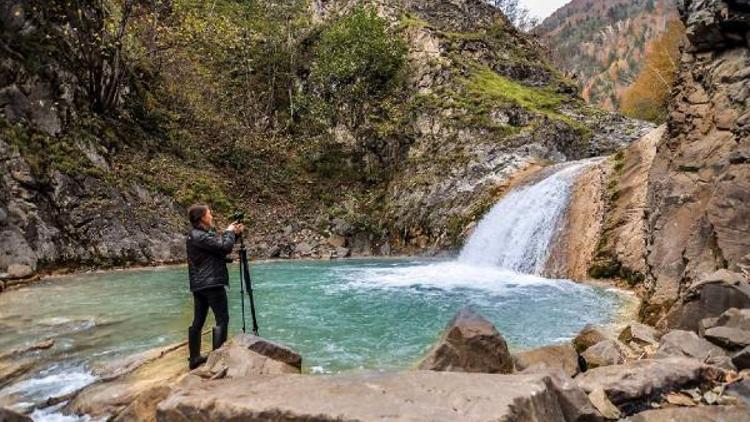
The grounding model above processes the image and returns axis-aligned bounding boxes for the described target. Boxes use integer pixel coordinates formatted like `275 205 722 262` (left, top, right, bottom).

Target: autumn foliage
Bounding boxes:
620 20 685 122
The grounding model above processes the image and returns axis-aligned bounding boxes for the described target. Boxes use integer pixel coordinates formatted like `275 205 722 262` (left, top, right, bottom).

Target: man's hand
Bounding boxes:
227 223 245 234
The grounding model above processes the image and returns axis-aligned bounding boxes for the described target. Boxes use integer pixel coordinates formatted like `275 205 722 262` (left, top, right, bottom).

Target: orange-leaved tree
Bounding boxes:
620 20 685 123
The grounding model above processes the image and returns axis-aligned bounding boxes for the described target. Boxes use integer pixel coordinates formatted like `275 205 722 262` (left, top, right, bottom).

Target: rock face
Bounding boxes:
513 343 580 377
575 357 723 405
418 308 513 374
157 370 598 422
643 0 750 325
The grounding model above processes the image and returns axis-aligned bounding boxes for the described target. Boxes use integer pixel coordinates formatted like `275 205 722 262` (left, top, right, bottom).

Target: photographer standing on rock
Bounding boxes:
186 204 245 369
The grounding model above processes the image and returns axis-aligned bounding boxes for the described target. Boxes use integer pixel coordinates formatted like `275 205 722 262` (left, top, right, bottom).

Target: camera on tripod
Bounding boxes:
232 211 245 223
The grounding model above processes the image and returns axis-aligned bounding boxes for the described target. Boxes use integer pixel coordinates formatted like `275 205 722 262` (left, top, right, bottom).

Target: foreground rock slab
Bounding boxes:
653 330 732 369
625 405 750 421
575 357 723 405
157 370 599 422
192 334 301 380
419 307 513 373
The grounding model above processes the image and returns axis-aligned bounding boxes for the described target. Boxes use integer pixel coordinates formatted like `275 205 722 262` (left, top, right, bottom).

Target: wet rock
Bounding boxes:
575 357 724 405
192 334 301 380
625 405 750 421
0 407 32 422
581 340 627 369
112 385 171 422
732 346 750 370
588 388 621 420
572 324 609 353
618 323 659 347
157 370 598 422
513 343 580 377
419 308 512 373
653 330 731 369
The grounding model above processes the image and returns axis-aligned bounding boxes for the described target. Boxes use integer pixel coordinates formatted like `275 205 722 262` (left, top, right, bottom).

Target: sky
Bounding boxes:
520 0 571 20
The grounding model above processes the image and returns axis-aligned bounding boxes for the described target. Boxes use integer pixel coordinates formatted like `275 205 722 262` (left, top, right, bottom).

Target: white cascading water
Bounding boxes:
458 159 597 274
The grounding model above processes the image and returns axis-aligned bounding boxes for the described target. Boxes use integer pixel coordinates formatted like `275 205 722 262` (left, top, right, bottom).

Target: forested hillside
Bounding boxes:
535 0 681 117
0 0 648 279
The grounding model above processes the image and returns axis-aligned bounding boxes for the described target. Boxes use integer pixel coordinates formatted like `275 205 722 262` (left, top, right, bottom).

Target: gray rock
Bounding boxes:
653 330 730 369
0 207 7 224
572 324 609 353
575 357 724 405
0 407 32 422
419 308 513 374
331 218 353 236
726 378 750 407
513 343 580 377
335 247 350 258
665 272 750 332
732 346 750 370
618 323 659 347
157 370 599 422
581 340 627 369
704 326 750 351
293 242 313 256
625 405 750 421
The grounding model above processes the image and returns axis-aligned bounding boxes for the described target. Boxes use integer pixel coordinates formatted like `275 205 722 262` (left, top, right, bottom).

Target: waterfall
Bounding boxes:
458 159 597 274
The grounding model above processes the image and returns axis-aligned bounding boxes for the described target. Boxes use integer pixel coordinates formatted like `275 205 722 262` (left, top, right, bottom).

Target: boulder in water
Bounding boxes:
513 343 580 377
418 308 513 374
157 370 598 422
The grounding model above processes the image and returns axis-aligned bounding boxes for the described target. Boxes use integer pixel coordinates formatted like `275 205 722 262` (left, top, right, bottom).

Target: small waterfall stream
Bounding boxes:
458 159 597 274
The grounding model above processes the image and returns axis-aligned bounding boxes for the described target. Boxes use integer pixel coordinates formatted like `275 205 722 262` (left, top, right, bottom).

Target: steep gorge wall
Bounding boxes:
642 0 750 324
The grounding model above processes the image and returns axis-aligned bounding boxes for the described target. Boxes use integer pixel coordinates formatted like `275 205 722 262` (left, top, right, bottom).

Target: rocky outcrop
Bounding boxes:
156 370 599 422
418 307 513 373
581 340 628 369
653 329 732 369
703 308 750 351
66 334 301 420
546 125 661 281
643 0 750 325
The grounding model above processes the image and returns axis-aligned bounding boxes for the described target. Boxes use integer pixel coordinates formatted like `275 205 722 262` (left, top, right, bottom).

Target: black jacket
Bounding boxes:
186 227 236 292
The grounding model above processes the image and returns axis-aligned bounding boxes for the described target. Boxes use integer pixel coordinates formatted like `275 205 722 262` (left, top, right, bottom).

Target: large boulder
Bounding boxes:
192 334 301 379
575 357 724 406
653 330 732 369
572 324 609 354
581 340 627 369
625 405 750 421
157 370 600 422
513 343 580 377
418 308 513 374
663 272 750 332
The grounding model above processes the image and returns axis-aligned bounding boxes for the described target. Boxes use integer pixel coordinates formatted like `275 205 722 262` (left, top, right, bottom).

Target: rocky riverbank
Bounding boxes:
6 277 748 422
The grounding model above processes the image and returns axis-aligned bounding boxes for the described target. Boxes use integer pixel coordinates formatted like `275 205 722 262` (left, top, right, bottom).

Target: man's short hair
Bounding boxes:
188 204 209 229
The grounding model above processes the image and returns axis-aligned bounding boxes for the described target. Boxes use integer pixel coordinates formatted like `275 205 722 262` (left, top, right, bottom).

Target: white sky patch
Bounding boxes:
520 0 571 20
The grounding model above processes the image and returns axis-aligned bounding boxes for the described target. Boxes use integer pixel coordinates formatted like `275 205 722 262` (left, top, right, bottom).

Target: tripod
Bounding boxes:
237 234 259 335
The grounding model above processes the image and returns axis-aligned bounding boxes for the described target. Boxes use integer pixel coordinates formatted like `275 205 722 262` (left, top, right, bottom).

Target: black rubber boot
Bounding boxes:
212 324 228 350
188 326 207 370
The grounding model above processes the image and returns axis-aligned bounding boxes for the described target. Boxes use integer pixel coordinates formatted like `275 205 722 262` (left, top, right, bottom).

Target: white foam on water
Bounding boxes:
1 365 96 404
29 404 92 422
458 159 598 274
337 261 585 295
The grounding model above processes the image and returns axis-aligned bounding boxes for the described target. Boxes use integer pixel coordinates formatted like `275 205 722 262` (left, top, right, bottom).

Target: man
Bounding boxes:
186 204 245 369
